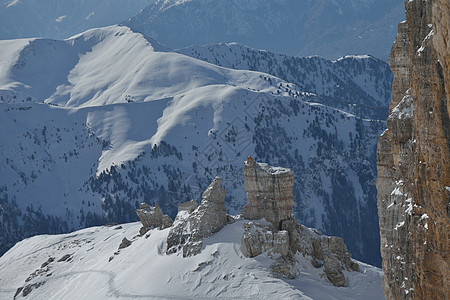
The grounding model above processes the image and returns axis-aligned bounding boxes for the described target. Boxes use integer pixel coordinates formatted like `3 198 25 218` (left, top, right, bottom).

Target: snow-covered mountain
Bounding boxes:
177 43 393 120
0 0 155 40
0 25 385 267
123 0 405 61
0 221 384 299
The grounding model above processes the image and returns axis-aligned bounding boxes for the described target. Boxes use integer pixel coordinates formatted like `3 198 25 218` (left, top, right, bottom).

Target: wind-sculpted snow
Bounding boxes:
0 25 383 266
0 222 384 299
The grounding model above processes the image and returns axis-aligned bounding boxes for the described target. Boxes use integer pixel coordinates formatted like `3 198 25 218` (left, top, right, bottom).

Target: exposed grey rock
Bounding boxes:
40 257 55 268
25 261 53 283
57 254 71 262
13 287 23 299
193 260 213 272
166 177 228 257
135 202 173 234
299 225 360 279
182 241 203 257
324 258 346 287
242 156 294 228
189 177 228 239
161 215 173 229
118 237 132 249
165 210 190 255
240 158 358 285
177 200 197 214
241 220 293 279
139 227 148 236
20 282 45 298
271 259 294 279
227 215 235 224
311 258 323 268
280 217 300 254
241 221 289 258
241 218 358 285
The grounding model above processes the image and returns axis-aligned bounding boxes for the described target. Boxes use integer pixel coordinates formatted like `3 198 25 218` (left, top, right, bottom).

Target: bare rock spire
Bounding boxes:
166 177 228 257
242 156 294 228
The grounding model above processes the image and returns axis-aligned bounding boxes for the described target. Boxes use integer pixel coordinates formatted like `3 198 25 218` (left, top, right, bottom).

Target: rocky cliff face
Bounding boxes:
242 156 294 228
377 0 450 299
432 0 450 103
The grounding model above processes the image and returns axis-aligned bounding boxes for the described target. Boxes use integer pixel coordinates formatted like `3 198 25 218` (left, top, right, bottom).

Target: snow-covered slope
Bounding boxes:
0 25 384 266
0 0 155 40
177 43 393 119
0 221 384 299
123 0 405 61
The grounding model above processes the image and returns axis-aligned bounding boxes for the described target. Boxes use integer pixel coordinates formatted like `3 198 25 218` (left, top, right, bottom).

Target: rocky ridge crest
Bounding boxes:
137 157 360 287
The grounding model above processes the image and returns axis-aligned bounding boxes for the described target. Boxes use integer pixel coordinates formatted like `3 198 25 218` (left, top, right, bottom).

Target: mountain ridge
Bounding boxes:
176 42 393 120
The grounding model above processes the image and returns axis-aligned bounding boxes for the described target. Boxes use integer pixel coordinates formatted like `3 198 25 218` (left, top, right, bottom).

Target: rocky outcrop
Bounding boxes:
135 203 173 235
241 158 358 286
242 156 294 228
377 0 450 299
297 222 360 286
166 177 228 257
133 158 360 287
118 237 132 249
240 217 359 286
177 200 197 214
241 221 290 259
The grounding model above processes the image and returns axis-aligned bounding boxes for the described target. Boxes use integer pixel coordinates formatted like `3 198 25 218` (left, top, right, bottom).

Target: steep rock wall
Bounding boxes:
377 0 449 299
432 0 450 104
242 156 294 228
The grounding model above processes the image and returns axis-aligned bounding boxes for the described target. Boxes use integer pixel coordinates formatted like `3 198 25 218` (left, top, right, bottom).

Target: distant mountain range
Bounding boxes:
123 0 405 60
0 0 154 39
1 0 405 61
0 25 388 266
